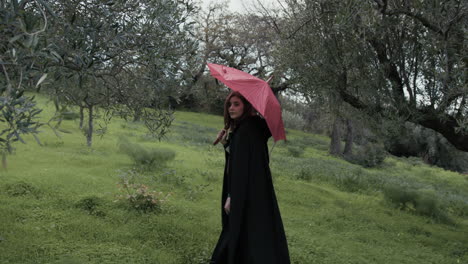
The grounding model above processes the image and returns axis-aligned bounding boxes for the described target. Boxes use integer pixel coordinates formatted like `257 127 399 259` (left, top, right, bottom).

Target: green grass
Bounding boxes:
0 93 467 263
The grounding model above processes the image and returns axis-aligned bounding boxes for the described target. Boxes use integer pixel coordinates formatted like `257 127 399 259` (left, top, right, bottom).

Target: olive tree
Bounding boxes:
0 0 55 167
277 0 468 152
43 0 197 146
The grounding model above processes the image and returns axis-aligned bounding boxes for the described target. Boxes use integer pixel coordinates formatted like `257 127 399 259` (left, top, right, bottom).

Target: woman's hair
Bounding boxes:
224 91 254 129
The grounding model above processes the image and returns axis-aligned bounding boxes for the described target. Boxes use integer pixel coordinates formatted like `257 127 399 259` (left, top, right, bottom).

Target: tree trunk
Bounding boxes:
54 97 60 112
79 106 84 129
133 108 142 122
329 117 342 156
343 118 354 156
87 105 93 147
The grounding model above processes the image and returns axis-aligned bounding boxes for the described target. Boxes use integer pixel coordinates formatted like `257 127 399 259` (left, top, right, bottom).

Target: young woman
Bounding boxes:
210 91 290 264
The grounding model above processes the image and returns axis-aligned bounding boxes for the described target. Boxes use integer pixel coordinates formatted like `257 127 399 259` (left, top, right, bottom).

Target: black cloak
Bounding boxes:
211 116 290 264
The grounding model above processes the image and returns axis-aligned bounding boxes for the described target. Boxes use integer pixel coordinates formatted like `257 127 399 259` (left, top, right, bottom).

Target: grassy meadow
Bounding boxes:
0 93 467 264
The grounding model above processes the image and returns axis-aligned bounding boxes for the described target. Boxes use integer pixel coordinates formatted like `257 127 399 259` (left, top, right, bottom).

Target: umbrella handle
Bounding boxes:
213 129 226 146
266 75 274 84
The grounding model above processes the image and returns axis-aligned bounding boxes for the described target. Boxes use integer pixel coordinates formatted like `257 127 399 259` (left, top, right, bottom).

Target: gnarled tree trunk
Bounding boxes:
343 118 354 156
330 117 342 156
87 105 93 147
79 106 84 129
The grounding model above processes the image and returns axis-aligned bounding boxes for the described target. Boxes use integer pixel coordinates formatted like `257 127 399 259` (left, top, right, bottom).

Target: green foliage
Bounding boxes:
157 169 187 187
383 185 419 210
43 140 64 148
0 1 56 166
185 183 211 201
404 156 427 167
118 137 176 169
179 77 227 115
286 145 305 157
0 93 43 165
295 166 313 181
383 186 452 224
279 148 466 221
445 196 468 218
61 111 80 120
280 97 330 134
141 109 175 140
38 0 196 146
75 196 106 217
384 122 468 173
415 190 450 223
335 168 367 193
293 162 370 193
1 101 467 264
284 136 329 153
115 178 170 213
80 124 89 137
4 181 40 197
345 143 386 168
178 243 212 264
277 0 467 154
197 169 218 182
170 121 218 145
282 109 306 131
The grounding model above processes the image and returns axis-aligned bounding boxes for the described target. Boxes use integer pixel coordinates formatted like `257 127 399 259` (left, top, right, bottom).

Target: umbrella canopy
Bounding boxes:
207 63 286 142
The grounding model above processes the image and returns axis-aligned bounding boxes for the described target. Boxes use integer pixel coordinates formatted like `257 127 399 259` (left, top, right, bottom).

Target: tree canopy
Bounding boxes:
275 0 467 151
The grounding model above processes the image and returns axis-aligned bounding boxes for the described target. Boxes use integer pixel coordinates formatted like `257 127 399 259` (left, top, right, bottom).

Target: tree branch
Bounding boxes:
287 17 313 39
368 38 406 106
338 86 468 152
271 81 290 95
384 9 444 36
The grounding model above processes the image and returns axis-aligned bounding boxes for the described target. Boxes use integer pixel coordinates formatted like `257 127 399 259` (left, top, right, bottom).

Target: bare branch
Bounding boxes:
287 17 313 39
384 9 444 36
22 0 48 36
1 64 12 94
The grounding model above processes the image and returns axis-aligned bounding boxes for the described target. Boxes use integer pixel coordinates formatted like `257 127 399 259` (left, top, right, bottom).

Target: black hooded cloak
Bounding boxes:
211 115 290 264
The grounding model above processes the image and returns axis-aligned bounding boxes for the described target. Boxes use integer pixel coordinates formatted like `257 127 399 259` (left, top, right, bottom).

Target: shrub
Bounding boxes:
383 185 418 210
295 166 313 181
118 137 176 169
116 169 139 183
383 185 452 224
4 181 40 197
75 196 106 217
158 169 187 186
405 156 426 167
286 145 304 157
345 143 386 167
446 196 468 217
282 109 305 130
336 169 367 193
414 190 452 224
115 178 170 213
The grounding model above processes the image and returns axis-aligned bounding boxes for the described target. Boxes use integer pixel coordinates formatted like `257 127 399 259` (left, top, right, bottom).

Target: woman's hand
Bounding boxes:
224 197 231 215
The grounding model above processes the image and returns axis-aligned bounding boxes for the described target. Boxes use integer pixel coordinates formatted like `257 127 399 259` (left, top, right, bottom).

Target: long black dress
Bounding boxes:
211 115 290 264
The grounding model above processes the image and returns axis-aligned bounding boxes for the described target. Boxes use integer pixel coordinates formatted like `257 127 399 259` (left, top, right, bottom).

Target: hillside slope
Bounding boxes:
0 94 467 263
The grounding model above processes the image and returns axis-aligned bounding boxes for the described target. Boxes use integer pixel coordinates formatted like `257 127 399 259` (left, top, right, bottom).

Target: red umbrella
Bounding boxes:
207 63 286 142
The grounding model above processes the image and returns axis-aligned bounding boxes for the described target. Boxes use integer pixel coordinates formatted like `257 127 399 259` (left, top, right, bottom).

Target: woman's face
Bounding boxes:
228 96 244 120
